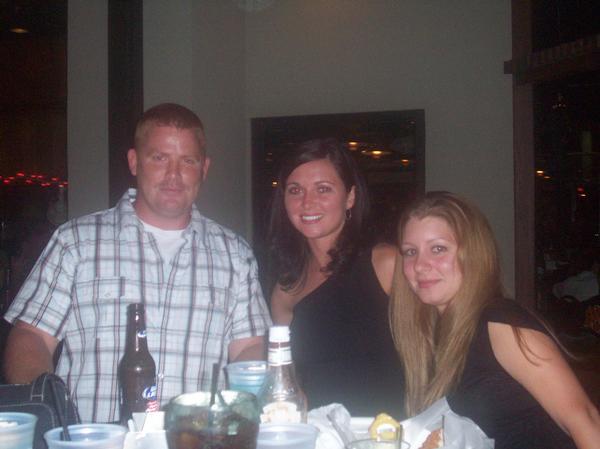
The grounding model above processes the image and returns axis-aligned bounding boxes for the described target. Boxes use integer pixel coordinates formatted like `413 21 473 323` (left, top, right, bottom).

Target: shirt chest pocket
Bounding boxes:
72 277 125 331
164 285 232 351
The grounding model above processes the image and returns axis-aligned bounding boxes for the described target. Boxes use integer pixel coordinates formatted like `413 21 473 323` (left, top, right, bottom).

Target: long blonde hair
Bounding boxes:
390 192 504 416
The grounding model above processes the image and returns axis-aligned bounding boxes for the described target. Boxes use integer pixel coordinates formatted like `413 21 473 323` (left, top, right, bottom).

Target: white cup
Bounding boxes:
44 424 127 449
257 423 318 449
0 412 38 449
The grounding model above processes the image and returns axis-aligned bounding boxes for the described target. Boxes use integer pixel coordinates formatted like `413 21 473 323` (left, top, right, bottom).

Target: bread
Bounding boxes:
419 428 443 449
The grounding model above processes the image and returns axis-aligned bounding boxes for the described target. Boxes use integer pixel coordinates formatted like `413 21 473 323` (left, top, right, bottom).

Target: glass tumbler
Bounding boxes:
165 390 260 449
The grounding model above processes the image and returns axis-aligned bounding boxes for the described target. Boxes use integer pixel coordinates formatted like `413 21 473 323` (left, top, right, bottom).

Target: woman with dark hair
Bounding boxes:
391 191 600 449
268 138 404 416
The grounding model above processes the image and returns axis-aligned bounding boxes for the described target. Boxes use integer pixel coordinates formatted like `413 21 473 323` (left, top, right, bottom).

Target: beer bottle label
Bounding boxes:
143 385 160 412
260 401 302 424
267 347 292 366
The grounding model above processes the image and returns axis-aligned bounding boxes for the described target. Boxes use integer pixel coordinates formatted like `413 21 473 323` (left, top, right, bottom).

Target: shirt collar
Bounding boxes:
116 188 205 236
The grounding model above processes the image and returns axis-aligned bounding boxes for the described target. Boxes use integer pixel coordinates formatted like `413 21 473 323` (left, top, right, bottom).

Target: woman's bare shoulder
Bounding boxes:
371 243 398 295
372 242 398 261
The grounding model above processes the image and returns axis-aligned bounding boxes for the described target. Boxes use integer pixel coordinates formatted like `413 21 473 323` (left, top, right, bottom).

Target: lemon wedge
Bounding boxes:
369 413 402 441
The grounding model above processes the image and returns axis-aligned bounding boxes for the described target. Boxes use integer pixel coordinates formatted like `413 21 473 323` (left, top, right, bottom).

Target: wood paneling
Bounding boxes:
108 0 143 206
512 0 536 307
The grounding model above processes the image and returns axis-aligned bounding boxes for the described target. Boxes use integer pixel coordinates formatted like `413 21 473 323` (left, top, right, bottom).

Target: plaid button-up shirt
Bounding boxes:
5 189 271 423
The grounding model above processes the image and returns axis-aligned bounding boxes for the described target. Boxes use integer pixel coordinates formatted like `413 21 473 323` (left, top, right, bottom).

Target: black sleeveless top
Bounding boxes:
289 249 405 417
447 298 576 449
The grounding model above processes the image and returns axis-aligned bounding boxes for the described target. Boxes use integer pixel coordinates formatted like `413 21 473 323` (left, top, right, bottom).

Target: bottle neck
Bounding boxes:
125 304 149 354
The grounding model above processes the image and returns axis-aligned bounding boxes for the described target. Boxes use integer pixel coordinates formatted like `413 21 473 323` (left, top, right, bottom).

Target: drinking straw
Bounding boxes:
209 362 219 408
49 378 71 441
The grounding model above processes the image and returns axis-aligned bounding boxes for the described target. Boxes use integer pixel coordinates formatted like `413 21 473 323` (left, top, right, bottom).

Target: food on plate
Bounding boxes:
419 428 443 449
368 413 402 441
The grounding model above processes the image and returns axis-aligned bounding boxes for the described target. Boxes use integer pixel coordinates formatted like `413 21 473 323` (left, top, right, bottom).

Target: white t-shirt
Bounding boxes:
140 219 186 277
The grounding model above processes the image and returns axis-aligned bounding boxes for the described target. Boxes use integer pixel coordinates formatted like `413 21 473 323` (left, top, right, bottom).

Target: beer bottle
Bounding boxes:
257 325 307 424
118 303 159 425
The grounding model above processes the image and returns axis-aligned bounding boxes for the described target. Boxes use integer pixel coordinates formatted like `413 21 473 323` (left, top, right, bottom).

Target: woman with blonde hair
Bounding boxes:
391 191 600 449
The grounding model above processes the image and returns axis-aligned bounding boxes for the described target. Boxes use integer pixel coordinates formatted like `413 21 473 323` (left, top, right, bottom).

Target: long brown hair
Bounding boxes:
390 191 504 415
267 138 369 293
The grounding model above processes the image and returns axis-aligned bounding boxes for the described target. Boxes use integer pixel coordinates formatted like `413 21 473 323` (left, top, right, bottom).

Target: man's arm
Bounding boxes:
228 336 266 362
3 320 59 383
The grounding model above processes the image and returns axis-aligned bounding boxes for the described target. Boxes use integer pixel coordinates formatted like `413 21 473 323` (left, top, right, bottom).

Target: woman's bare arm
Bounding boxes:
270 283 295 325
489 322 600 449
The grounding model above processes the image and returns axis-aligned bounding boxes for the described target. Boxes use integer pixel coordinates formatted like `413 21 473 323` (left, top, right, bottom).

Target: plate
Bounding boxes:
350 417 372 439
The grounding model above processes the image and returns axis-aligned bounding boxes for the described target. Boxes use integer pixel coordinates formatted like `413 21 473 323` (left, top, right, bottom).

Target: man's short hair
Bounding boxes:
134 103 205 152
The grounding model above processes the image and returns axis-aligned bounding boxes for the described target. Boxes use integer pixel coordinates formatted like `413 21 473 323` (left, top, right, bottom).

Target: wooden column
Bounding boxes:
108 0 143 206
511 0 536 307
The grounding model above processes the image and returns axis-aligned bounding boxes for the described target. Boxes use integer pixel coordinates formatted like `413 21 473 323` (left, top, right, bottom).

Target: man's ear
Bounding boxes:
201 156 211 182
127 149 138 176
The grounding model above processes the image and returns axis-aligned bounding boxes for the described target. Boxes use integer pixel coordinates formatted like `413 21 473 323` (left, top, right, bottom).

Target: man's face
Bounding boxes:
127 124 210 229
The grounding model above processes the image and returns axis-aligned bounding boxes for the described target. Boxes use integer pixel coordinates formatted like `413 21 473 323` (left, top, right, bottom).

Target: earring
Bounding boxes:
345 209 352 221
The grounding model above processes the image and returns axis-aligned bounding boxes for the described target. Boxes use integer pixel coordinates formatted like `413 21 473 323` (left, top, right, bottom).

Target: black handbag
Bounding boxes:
0 372 80 449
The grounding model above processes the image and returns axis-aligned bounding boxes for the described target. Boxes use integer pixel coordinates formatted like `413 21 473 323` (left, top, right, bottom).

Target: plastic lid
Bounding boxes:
268 325 290 343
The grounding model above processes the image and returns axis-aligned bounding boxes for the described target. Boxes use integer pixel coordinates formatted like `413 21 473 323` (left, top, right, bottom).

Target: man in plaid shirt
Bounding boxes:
3 103 271 423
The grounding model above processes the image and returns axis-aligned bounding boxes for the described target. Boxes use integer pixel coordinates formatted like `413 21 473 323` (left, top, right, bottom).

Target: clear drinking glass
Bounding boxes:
165 390 260 449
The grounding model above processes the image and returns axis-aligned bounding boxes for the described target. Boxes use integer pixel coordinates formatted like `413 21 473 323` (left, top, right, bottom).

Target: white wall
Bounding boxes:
144 0 248 234
71 1 514 293
67 0 109 218
244 1 514 293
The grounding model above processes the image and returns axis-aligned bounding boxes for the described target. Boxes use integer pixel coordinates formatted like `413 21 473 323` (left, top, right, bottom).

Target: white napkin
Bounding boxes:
400 398 494 449
308 403 355 449
307 399 494 449
123 412 168 449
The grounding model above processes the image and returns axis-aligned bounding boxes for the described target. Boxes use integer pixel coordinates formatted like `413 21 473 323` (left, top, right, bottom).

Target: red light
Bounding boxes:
0 172 68 188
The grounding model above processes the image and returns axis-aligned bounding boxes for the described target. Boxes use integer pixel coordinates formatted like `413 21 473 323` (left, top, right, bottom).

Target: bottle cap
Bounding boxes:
268 326 290 343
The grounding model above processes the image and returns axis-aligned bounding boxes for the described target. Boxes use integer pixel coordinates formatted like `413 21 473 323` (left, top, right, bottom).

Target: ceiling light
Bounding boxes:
361 149 391 159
